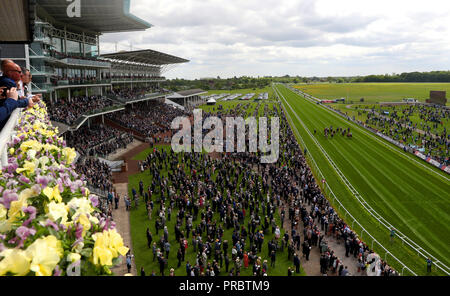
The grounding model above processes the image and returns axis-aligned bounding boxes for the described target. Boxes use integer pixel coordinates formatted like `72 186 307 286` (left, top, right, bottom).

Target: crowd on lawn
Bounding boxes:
362 105 449 165
123 102 399 276
47 95 114 126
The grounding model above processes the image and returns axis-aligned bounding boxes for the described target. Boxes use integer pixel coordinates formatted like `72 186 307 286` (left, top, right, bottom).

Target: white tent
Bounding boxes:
207 98 217 105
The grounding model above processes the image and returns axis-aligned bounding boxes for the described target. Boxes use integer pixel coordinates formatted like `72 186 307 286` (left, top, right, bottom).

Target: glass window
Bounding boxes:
51 38 63 53
67 40 81 56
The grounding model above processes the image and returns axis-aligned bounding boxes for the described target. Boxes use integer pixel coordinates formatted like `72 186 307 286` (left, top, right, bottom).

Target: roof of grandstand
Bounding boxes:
0 0 33 42
167 89 206 98
36 0 151 34
100 49 189 66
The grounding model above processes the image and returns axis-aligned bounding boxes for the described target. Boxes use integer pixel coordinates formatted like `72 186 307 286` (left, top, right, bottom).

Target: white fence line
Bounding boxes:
273 84 420 276
278 83 450 275
0 109 22 170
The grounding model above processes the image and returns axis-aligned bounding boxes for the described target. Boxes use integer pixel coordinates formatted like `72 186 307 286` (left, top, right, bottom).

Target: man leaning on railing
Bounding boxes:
0 60 40 130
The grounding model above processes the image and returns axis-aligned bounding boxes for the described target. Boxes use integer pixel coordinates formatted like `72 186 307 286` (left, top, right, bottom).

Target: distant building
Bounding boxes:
426 91 447 106
403 98 418 103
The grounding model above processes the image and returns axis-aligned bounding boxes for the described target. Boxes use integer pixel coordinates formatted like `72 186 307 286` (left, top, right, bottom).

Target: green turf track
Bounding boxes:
275 84 450 276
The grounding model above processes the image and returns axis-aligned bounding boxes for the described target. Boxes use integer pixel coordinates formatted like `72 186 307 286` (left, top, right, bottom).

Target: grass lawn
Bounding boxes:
275 84 450 276
293 83 450 104
128 147 306 276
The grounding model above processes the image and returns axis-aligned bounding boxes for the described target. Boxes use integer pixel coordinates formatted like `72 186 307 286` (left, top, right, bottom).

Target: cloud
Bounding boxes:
99 0 450 79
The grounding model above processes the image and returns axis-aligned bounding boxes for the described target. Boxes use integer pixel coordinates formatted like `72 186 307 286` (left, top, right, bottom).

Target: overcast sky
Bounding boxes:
99 0 450 79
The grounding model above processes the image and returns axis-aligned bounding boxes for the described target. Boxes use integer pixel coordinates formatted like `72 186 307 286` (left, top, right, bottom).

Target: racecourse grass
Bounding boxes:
276 84 450 276
293 83 450 104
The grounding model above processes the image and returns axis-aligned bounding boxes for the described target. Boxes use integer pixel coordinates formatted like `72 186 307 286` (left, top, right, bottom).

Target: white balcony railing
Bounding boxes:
0 109 22 169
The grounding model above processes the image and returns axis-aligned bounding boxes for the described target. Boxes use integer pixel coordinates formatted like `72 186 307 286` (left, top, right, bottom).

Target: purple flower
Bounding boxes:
0 186 3 195
89 195 99 208
31 184 41 195
36 175 49 187
6 180 18 188
22 206 37 226
1 190 18 209
44 219 59 231
72 238 83 249
75 223 83 239
7 162 18 174
53 265 62 276
19 175 30 184
16 226 36 240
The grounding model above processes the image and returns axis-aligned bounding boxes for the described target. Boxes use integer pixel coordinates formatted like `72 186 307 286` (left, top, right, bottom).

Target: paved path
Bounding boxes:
109 142 151 276
110 183 137 276
279 202 362 276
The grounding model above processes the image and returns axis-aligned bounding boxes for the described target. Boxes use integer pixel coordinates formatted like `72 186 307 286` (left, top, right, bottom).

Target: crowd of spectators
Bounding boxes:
75 157 114 193
65 124 134 157
131 102 397 276
48 95 114 126
361 105 449 165
107 101 188 139
108 86 165 101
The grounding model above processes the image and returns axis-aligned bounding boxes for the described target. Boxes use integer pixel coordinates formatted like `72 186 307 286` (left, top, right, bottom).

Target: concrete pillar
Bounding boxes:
55 90 58 103
68 88 71 102
88 118 90 128
86 87 88 97
102 114 104 124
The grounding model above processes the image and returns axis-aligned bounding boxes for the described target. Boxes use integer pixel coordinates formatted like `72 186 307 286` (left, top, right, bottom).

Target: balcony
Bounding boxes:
111 77 166 83
59 58 110 68
54 79 112 87
30 65 55 76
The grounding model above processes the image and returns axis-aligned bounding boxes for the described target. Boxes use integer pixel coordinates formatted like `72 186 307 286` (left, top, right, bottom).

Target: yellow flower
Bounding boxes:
42 143 59 152
39 156 49 169
9 148 14 155
43 185 62 203
108 229 129 257
20 140 41 153
25 235 62 276
62 147 77 165
0 204 11 232
92 229 128 267
46 201 68 225
0 249 31 276
67 253 81 263
76 214 91 237
27 149 37 160
0 204 6 222
7 188 36 224
68 197 94 218
92 244 113 266
16 160 36 175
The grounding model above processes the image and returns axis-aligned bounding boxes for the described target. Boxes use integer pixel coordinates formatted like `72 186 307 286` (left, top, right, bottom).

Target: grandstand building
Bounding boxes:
0 0 189 132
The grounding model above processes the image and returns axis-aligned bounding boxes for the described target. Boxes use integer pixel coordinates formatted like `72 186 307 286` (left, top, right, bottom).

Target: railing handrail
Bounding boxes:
0 109 22 169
